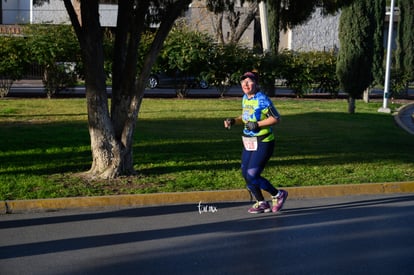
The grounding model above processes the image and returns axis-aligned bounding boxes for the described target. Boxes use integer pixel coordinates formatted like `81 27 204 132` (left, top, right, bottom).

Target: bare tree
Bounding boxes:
205 0 355 49
204 0 258 45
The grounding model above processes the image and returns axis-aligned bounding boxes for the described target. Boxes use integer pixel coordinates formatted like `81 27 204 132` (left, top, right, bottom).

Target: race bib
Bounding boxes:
242 136 258 151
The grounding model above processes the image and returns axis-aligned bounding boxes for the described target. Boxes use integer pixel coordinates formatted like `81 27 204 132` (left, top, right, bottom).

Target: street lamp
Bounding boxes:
378 0 395 113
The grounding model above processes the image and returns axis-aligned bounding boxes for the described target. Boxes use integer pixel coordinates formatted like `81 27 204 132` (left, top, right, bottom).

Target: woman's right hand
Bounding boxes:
224 118 235 129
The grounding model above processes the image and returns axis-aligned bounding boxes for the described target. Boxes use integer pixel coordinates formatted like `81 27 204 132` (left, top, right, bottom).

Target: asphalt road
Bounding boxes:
9 83 414 98
1 193 414 275
7 85 246 98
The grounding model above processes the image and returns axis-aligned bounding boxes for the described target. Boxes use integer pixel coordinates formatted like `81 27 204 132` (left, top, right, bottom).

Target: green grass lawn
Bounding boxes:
0 97 413 200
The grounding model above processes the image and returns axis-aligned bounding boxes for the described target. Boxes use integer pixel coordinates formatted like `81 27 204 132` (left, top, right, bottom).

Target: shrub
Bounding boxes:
24 24 81 97
0 35 28 98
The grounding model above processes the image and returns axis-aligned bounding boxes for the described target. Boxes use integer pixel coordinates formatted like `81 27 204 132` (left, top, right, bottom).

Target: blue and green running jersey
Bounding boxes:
242 91 280 142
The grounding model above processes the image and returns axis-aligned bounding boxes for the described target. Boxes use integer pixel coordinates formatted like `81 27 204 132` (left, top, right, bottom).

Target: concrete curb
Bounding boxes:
2 181 414 214
394 102 414 135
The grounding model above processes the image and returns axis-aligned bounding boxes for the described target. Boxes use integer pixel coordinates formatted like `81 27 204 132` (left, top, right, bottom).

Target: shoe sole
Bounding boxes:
248 208 271 214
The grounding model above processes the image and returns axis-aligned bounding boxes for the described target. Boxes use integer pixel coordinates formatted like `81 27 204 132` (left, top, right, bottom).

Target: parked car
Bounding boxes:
147 71 209 89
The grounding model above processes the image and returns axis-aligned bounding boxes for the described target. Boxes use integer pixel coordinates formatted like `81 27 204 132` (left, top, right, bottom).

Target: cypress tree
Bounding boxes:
396 0 414 82
266 0 281 54
336 0 376 113
372 0 386 86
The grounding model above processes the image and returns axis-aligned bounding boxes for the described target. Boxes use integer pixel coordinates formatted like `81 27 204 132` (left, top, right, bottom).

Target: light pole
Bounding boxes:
378 0 395 113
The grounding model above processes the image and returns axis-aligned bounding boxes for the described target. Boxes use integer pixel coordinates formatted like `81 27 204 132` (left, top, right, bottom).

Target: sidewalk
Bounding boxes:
12 79 43 86
394 102 414 135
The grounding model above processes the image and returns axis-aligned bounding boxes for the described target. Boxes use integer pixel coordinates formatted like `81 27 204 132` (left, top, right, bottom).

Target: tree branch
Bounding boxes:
63 0 82 43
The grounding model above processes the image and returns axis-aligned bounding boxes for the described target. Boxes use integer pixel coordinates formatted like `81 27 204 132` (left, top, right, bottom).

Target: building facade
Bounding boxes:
0 0 117 26
0 1 397 52
279 8 340 52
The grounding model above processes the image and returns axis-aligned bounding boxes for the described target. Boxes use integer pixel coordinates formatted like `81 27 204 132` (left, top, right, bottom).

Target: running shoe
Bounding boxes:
272 190 288 213
248 201 271 214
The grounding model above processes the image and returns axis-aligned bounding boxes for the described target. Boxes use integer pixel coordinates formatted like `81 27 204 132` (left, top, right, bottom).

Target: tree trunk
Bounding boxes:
87 92 125 178
348 96 356 114
363 88 370 103
214 14 224 44
64 0 124 179
81 0 124 178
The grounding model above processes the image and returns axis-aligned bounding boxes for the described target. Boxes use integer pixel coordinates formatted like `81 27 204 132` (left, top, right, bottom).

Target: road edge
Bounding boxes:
2 181 414 214
394 102 414 135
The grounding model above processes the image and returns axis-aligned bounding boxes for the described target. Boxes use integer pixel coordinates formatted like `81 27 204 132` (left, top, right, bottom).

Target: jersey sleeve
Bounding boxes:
260 96 280 120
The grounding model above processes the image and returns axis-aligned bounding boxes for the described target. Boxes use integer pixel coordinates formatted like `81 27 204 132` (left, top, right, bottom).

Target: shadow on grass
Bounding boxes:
0 112 413 177
0 113 86 119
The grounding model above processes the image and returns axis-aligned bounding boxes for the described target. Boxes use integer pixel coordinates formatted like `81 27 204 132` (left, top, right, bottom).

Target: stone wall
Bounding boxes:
33 0 69 24
290 8 340 52
32 0 117 26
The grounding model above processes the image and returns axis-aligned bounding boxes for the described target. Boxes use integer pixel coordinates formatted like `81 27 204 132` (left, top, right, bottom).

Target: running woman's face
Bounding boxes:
240 78 256 97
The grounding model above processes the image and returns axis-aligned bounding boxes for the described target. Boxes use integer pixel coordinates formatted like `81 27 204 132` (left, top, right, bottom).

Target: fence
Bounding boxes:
23 63 44 79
